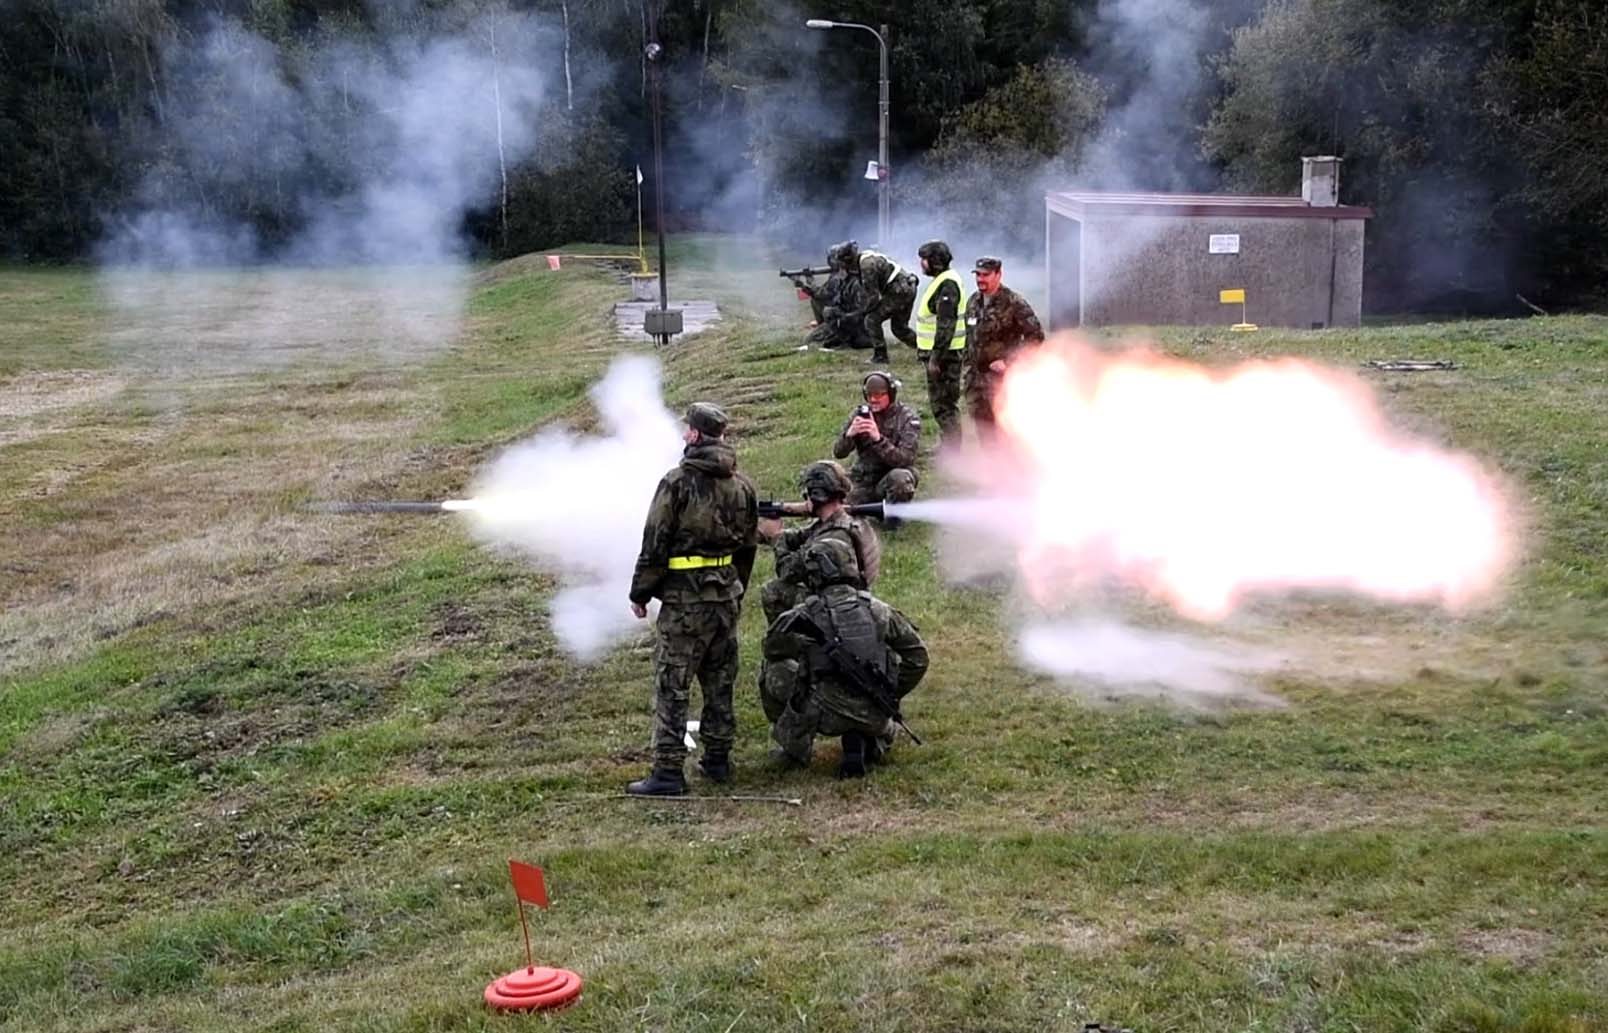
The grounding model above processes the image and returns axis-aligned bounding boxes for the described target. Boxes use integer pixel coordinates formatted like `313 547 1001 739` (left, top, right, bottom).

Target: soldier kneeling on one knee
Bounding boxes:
761 536 928 778
833 371 919 524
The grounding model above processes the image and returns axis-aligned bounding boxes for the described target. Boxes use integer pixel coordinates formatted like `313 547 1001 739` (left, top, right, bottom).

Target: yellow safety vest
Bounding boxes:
667 555 733 570
915 269 968 351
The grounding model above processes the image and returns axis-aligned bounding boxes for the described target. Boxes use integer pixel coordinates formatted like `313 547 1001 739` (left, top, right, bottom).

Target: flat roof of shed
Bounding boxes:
1047 191 1373 219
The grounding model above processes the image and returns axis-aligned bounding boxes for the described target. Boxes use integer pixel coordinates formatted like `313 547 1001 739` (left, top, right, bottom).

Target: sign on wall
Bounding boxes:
1209 234 1241 254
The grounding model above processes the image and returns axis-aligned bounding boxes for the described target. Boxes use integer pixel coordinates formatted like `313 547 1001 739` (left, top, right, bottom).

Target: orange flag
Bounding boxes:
509 860 549 909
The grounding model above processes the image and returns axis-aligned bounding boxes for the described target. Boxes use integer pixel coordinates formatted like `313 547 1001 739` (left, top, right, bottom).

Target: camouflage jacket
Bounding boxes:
832 401 920 485
856 252 915 315
762 584 928 728
630 441 759 605
774 509 881 590
964 284 1044 388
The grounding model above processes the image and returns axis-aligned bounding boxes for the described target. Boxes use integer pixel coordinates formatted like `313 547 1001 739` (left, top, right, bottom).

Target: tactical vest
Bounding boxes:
915 269 969 351
804 585 891 684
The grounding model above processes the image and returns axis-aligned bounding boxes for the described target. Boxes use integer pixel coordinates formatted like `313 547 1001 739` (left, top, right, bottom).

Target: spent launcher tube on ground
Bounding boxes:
756 501 885 520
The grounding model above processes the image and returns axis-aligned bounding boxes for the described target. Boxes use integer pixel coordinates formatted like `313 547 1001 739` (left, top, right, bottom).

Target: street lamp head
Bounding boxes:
805 19 835 29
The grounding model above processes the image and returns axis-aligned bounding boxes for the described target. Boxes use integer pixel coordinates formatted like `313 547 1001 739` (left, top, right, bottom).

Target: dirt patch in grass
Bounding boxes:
0 369 128 446
1460 927 1555 967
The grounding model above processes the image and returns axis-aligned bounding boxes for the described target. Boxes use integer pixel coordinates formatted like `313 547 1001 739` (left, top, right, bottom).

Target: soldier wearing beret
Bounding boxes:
627 402 760 796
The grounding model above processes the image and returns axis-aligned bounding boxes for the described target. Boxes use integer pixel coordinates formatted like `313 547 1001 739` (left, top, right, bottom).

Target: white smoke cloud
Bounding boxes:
461 356 684 660
95 11 551 369
1018 618 1286 707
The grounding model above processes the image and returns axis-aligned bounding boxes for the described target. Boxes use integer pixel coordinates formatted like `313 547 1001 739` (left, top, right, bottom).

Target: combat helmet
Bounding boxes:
685 402 729 437
917 239 952 273
834 239 861 270
799 535 861 590
798 459 852 506
861 370 899 404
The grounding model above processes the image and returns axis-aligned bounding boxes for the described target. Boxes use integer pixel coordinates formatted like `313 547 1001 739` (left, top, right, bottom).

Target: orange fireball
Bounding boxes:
988 335 1513 619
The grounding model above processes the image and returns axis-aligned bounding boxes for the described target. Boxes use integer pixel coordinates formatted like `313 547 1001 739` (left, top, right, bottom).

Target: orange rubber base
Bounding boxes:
484 965 583 1011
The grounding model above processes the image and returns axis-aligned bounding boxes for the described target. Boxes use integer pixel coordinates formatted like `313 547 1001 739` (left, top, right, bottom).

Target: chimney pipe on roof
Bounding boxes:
1302 156 1341 207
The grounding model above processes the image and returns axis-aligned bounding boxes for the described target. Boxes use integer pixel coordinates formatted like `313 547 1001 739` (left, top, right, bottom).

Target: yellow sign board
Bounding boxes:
1219 288 1245 304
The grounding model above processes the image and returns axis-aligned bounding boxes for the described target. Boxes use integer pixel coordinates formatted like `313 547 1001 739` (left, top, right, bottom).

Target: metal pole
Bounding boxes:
877 24 889 248
650 39 669 340
806 21 892 249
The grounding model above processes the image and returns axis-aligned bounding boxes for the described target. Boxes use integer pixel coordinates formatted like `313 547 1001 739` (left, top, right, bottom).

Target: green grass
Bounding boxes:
0 240 1604 1032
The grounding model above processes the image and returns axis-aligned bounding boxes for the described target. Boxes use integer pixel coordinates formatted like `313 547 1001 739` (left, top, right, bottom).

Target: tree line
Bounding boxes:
1 0 1603 311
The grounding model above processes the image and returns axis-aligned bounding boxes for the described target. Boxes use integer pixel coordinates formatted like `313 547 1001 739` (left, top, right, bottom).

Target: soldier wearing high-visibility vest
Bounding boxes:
841 241 918 364
915 240 968 450
627 402 760 796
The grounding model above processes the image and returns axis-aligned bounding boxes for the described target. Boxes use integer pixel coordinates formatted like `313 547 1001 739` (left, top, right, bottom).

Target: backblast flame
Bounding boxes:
986 335 1513 619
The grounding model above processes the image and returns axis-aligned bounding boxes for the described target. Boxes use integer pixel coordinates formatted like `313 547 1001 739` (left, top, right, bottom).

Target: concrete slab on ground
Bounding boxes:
613 300 721 342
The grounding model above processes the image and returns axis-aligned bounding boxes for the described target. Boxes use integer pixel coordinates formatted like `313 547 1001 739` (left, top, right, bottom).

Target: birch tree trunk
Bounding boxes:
489 15 509 251
561 0 573 112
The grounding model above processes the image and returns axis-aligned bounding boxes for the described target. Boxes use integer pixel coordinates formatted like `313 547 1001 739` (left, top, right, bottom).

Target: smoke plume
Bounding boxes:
460 356 683 660
95 12 551 369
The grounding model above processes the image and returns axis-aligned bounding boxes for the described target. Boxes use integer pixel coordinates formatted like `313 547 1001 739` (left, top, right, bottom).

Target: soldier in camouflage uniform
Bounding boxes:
832 371 920 512
756 461 881 735
841 241 919 363
627 402 760 796
964 255 1044 447
798 243 872 351
762 536 928 777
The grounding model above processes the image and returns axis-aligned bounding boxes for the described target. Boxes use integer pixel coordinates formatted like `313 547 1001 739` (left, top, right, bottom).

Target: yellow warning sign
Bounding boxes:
1219 288 1245 304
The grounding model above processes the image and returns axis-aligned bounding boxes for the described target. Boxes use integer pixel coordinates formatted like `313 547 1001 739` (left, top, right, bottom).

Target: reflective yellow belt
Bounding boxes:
668 555 733 570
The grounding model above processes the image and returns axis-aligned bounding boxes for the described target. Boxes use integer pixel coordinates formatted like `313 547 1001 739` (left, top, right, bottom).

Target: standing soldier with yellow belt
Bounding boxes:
627 402 760 796
914 240 967 452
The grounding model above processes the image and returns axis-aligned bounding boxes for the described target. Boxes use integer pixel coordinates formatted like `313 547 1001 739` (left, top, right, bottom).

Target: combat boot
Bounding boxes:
837 733 868 778
626 766 687 796
697 752 731 784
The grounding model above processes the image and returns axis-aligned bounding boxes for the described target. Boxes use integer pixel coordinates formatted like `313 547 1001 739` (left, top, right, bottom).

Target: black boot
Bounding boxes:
626 767 687 796
697 752 731 784
870 349 890 364
838 733 868 778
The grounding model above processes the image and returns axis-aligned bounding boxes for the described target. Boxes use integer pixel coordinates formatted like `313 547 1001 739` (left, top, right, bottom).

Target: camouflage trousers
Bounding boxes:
848 468 917 507
651 599 740 769
966 370 1003 448
922 347 965 448
764 675 898 764
806 312 869 351
865 277 918 355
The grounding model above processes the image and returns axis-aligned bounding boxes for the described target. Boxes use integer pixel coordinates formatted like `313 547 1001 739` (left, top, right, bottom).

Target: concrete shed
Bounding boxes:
1044 157 1373 330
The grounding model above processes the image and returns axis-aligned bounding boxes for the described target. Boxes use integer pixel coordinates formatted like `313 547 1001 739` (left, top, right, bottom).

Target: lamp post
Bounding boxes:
806 19 890 247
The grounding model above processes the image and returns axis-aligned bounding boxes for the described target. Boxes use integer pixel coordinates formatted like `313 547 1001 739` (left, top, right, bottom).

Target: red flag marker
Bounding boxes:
484 860 583 1012
546 254 562 270
509 859 549 910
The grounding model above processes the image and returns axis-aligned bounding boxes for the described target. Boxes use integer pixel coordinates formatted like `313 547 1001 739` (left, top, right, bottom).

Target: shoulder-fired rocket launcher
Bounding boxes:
756 500 884 520
309 499 887 521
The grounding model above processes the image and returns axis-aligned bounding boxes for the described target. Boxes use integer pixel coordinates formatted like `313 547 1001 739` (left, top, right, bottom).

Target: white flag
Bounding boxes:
636 165 644 185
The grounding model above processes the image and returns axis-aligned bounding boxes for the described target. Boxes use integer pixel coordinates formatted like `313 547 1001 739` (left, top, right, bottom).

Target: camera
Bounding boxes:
855 404 871 418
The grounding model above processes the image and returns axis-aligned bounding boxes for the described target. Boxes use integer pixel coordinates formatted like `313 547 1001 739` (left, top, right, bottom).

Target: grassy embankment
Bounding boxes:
1 242 1604 1032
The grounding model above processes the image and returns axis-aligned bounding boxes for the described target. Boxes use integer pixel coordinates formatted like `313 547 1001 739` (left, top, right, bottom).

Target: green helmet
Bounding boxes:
917 239 952 272
685 402 729 437
798 460 851 505
799 535 860 590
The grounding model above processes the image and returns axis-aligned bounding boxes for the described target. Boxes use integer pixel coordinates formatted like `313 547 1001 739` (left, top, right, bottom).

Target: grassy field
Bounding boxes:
1 240 1604 1033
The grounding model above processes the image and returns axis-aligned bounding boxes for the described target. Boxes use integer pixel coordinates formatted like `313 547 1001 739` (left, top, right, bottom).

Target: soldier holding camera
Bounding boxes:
832 371 920 516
